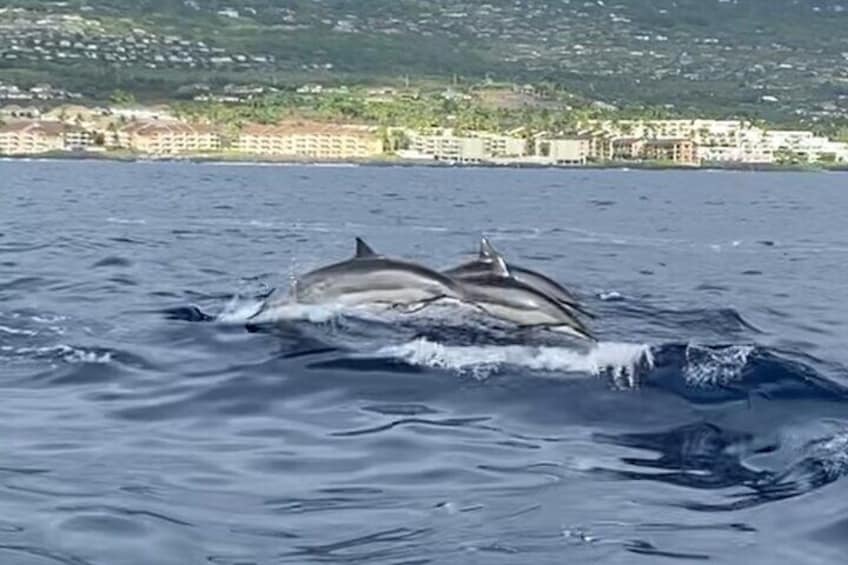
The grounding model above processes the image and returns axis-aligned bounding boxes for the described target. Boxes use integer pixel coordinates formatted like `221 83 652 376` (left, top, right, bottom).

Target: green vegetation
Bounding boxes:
1 0 846 129
171 86 676 136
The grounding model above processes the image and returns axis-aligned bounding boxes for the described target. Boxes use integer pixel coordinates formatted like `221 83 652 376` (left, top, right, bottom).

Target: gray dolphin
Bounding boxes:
251 237 465 318
444 237 594 319
454 253 596 341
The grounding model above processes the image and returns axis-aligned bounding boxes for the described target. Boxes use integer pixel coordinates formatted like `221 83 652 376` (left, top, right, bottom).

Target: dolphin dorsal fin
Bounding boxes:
479 237 498 260
355 237 378 258
491 254 511 277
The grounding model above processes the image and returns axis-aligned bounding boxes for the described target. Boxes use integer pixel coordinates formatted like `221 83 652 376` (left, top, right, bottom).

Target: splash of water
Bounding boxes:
683 344 755 387
377 338 653 386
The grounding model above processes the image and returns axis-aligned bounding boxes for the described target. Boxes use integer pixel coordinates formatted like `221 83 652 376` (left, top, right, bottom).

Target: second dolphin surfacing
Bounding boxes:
444 237 594 319
450 251 595 341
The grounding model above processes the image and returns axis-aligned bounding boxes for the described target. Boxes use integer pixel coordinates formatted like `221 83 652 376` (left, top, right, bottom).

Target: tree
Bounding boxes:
388 129 409 151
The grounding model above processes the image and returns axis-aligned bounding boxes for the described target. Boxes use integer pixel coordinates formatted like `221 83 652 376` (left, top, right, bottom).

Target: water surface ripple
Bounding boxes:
2 161 848 564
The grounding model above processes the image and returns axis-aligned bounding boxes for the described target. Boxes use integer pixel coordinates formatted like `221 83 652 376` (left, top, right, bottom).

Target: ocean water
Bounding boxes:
2 160 848 564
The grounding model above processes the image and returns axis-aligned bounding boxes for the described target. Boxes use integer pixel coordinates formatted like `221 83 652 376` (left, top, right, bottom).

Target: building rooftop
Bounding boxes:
240 121 377 137
0 120 64 135
644 138 695 146
121 120 215 135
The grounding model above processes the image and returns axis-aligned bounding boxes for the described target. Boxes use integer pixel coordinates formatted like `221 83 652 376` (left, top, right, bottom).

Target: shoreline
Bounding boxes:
1 151 846 172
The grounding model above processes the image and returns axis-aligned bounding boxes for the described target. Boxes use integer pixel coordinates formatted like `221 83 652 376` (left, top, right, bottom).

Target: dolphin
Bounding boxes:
444 237 594 319
250 237 465 319
454 253 596 341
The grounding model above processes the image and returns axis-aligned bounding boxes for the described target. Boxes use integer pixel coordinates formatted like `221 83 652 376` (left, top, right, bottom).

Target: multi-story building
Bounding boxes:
610 138 644 160
643 139 698 165
586 119 747 147
736 127 772 163
408 131 483 162
533 136 591 164
63 126 94 151
235 122 383 159
697 145 743 162
813 140 848 163
588 119 848 165
118 121 221 154
0 121 64 154
406 129 525 162
761 130 848 163
485 133 526 158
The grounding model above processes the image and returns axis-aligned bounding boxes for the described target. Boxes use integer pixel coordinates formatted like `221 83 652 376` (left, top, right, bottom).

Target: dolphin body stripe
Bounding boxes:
443 237 594 319
456 271 595 341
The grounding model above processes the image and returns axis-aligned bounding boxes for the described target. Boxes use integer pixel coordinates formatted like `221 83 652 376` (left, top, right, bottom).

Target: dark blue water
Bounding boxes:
2 161 848 564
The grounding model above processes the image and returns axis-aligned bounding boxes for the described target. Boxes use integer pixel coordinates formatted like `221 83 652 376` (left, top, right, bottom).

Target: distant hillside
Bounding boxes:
1 0 847 123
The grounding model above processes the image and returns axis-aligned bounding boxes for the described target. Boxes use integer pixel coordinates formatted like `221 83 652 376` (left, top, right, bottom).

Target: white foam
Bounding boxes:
0 325 37 336
806 433 848 477
62 347 113 364
215 294 351 325
377 338 653 386
215 295 267 324
30 314 68 324
683 343 754 386
249 302 347 324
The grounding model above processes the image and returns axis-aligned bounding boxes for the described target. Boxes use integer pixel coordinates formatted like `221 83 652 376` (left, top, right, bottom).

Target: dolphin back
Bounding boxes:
443 259 593 318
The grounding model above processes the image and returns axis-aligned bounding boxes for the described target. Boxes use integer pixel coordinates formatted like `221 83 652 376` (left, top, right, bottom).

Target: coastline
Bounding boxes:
2 150 846 172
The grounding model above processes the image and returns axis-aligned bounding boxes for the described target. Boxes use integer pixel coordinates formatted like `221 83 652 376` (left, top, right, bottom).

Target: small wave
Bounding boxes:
675 423 848 512
30 314 68 324
0 325 38 336
645 343 847 404
106 217 147 225
4 344 113 364
377 338 653 385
